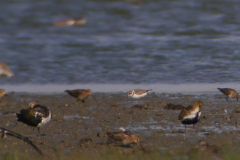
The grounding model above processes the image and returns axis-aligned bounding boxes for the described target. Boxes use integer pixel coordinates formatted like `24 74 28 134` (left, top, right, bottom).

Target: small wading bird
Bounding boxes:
0 61 14 77
0 89 6 102
65 89 97 104
217 88 239 101
178 101 202 133
16 101 51 135
55 18 87 26
127 89 152 98
105 128 139 147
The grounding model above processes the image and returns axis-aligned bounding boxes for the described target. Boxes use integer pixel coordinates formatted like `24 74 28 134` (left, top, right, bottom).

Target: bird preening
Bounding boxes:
16 101 52 135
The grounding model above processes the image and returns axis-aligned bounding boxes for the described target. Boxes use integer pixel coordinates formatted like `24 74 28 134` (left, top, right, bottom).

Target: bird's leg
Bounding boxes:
185 125 187 133
38 127 40 134
193 124 194 128
74 100 78 105
226 97 228 101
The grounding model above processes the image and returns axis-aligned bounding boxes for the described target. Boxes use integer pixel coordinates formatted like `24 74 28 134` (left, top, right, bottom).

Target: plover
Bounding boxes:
55 18 87 26
178 101 202 133
105 128 139 146
0 62 14 77
16 101 51 134
127 89 152 98
218 88 239 101
65 89 97 103
0 89 6 102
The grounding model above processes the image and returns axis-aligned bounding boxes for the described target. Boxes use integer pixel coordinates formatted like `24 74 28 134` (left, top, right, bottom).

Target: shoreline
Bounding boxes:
1 83 240 94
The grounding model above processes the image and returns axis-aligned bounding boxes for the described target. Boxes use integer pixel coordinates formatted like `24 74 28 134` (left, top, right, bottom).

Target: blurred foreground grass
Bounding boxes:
0 143 239 160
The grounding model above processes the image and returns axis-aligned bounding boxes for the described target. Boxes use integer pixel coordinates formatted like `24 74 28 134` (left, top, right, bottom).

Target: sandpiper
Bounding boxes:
178 101 202 133
106 128 139 146
55 18 87 26
127 89 152 98
0 89 6 102
65 89 97 103
16 101 52 134
0 62 14 77
218 88 239 101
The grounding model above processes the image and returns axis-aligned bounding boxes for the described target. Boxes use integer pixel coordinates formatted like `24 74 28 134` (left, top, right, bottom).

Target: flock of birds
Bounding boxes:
0 87 239 148
0 61 239 154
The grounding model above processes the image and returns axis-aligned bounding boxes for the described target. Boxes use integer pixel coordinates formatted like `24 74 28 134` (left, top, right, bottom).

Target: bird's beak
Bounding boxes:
91 95 98 103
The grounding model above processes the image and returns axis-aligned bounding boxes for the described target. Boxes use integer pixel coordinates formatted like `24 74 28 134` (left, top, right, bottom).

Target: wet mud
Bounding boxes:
0 91 239 158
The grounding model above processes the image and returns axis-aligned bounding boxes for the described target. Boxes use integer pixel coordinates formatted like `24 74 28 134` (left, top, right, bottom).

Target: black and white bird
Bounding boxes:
16 101 51 134
178 101 202 133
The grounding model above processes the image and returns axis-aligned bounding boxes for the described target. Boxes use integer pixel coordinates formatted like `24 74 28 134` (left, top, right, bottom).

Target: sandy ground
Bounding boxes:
0 91 240 159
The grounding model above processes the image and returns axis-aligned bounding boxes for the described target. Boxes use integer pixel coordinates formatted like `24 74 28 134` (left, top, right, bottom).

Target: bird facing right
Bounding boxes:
65 89 97 103
178 101 202 133
127 89 152 98
218 88 239 101
16 101 52 134
105 130 139 146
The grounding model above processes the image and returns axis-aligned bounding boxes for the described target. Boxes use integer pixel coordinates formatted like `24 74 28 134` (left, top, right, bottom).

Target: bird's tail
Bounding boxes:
146 89 153 93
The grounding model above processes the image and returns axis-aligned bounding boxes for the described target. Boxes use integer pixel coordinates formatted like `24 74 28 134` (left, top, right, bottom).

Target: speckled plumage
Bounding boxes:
106 131 139 146
16 102 51 134
218 88 238 101
65 89 97 103
178 101 202 133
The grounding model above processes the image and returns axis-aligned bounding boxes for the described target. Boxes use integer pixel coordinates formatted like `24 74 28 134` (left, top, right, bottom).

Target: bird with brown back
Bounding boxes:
178 101 202 133
218 88 239 101
16 101 52 135
65 89 97 104
105 129 139 147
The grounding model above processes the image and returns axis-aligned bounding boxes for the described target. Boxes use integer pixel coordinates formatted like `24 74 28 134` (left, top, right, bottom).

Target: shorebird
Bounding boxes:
127 89 152 98
0 89 6 102
178 101 202 133
0 62 14 77
65 89 97 103
16 101 52 134
55 18 87 26
217 88 239 101
105 128 139 146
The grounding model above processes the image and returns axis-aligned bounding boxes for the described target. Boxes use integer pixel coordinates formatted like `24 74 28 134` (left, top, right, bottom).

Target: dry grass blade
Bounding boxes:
0 127 43 156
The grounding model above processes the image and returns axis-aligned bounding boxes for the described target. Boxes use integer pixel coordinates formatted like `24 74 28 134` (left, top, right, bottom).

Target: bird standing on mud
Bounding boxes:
16 101 52 134
217 88 239 101
65 89 97 103
178 101 202 133
127 89 152 98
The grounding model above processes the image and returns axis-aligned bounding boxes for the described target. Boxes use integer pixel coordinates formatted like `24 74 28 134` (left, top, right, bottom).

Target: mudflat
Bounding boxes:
0 91 239 159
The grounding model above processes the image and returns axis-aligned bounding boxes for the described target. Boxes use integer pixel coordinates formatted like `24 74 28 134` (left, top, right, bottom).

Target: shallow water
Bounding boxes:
1 0 240 86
